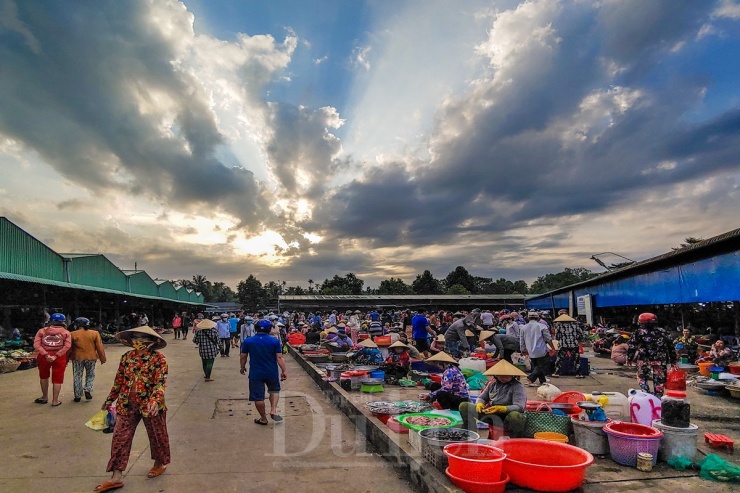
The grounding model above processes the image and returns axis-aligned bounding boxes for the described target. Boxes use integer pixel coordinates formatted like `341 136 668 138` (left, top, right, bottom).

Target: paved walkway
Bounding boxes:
0 338 412 493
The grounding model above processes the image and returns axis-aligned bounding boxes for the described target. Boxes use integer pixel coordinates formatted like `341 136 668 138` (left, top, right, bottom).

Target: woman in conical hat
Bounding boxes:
459 359 527 440
422 352 470 411
97 327 170 491
429 334 446 355
351 338 383 365
381 341 411 383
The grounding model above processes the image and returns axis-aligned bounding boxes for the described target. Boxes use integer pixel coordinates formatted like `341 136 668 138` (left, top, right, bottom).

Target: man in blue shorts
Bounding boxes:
240 320 288 425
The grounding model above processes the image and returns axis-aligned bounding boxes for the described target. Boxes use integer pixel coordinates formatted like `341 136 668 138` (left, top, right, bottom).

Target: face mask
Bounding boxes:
132 339 150 351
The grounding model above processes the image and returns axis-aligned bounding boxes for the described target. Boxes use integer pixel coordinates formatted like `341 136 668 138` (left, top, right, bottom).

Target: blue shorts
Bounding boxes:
249 377 281 401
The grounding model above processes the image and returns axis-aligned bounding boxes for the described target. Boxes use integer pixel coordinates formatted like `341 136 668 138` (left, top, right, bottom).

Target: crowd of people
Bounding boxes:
24 305 739 491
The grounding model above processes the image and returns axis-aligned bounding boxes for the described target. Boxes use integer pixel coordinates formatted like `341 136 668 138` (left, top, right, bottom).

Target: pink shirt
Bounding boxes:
33 325 72 357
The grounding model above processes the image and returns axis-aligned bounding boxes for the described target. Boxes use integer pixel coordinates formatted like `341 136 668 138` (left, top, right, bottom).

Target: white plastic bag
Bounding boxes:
536 383 562 401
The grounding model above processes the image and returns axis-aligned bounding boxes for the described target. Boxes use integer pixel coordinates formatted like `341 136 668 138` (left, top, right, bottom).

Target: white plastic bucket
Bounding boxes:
652 420 699 462
571 417 611 455
590 391 629 421
459 357 486 373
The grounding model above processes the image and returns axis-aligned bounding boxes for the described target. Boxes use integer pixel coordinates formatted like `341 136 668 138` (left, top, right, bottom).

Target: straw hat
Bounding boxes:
116 326 167 350
453 312 464 317
358 339 378 348
465 329 474 337
483 359 527 377
479 330 496 342
553 314 576 322
195 319 217 330
436 334 446 342
326 327 338 334
425 352 458 365
354 310 362 314
389 341 408 349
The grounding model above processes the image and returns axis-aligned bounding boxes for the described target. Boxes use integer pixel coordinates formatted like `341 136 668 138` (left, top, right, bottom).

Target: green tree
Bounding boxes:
307 279 315 293
320 273 365 295
512 280 528 294
529 267 598 294
446 284 471 295
285 285 306 295
237 275 265 310
444 266 478 293
412 270 444 294
672 236 704 251
211 282 237 302
377 277 414 294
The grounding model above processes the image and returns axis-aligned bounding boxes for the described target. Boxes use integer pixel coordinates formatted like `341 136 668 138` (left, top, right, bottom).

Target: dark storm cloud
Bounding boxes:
0 1 275 228
312 0 739 249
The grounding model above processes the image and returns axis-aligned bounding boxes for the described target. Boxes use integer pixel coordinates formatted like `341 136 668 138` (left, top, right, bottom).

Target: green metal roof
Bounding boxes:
0 218 204 306
122 270 159 297
60 253 128 291
0 218 66 280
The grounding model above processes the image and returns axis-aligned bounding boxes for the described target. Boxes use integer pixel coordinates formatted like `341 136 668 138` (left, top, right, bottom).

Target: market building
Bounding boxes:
0 217 205 333
526 227 740 337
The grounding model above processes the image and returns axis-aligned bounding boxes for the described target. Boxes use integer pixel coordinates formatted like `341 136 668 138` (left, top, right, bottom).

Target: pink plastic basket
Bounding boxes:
603 426 661 466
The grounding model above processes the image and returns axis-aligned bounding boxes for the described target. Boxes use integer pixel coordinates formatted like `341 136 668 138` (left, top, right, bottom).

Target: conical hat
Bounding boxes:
483 359 527 377
359 339 377 348
195 319 217 330
425 352 457 365
389 341 408 349
116 326 167 350
436 334 445 342
465 329 474 337
326 327 338 334
479 330 496 342
553 314 576 322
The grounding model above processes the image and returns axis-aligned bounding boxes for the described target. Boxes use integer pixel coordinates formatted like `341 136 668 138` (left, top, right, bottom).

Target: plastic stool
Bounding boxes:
704 433 734 454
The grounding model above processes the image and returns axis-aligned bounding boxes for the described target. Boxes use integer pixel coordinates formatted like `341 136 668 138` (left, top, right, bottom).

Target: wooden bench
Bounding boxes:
704 433 734 454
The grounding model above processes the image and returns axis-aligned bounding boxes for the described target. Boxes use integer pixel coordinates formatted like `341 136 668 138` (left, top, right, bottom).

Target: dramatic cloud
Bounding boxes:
0 0 738 289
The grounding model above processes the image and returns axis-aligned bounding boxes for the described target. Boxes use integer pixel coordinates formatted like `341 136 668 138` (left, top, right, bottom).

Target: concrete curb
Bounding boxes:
288 346 457 493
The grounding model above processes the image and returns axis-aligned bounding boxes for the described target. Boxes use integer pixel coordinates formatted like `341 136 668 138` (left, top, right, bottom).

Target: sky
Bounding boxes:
0 0 739 291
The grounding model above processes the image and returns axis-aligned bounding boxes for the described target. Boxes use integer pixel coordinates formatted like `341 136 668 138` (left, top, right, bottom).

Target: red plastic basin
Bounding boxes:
500 438 594 492
445 469 509 493
373 412 392 424
430 373 442 384
603 421 662 438
443 443 506 482
386 416 409 434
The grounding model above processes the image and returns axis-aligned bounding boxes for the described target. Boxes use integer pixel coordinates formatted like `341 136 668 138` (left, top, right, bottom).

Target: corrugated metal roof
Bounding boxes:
60 253 128 291
122 270 158 297
0 217 66 280
0 271 202 304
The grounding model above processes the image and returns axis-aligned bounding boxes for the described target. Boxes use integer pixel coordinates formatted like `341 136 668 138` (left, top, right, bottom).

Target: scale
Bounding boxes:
360 378 385 393
577 401 603 419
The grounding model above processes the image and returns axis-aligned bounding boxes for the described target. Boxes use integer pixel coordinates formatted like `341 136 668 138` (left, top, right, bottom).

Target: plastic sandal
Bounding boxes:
254 418 268 425
93 480 124 492
147 465 166 478
34 398 48 404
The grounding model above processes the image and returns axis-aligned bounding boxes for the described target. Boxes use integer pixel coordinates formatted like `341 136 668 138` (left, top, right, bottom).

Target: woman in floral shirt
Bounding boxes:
94 326 169 492
422 352 469 410
627 313 677 398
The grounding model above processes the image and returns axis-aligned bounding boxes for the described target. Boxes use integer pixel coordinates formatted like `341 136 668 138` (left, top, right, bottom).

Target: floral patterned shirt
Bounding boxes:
555 322 584 348
429 365 469 400
104 350 168 417
627 326 676 365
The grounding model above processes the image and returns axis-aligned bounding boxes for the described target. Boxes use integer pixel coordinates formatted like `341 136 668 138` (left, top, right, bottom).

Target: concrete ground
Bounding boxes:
0 338 412 493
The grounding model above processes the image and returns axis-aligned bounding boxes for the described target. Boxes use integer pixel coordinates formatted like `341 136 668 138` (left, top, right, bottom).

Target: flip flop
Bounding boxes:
147 465 167 478
51 402 62 407
34 398 48 404
254 418 268 426
270 414 283 422
93 480 124 492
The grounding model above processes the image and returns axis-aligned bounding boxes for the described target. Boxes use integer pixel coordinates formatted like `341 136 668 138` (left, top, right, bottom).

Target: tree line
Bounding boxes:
173 266 600 308
174 237 702 308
